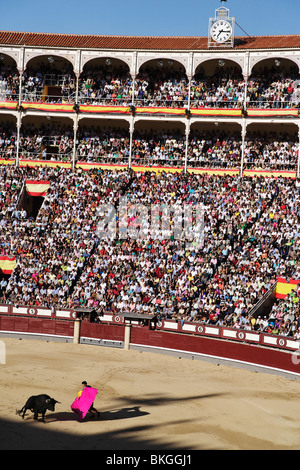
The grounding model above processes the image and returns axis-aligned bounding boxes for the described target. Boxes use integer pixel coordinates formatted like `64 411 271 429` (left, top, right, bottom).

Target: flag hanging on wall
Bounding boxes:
275 278 299 299
25 180 50 197
0 255 17 274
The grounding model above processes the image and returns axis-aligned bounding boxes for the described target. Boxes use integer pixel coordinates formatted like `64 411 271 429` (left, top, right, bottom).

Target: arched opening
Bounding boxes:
244 122 299 172
0 54 19 102
248 58 300 109
135 59 188 108
188 121 242 169
76 118 130 165
19 115 74 162
23 55 76 103
132 120 186 167
191 59 244 108
0 114 17 161
79 58 132 106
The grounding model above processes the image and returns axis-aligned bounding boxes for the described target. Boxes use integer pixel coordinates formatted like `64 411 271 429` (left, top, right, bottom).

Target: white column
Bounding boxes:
73 319 81 344
130 51 137 108
184 120 190 173
297 127 300 179
240 120 246 178
131 74 136 107
72 115 78 172
243 74 249 111
124 323 131 350
243 52 250 111
18 69 23 107
187 74 192 110
128 118 134 170
15 113 22 168
187 51 193 111
75 72 79 105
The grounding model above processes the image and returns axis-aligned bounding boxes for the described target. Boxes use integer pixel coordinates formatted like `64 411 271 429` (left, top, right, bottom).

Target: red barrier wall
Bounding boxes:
1 315 300 378
80 321 125 342
130 326 300 376
0 315 74 338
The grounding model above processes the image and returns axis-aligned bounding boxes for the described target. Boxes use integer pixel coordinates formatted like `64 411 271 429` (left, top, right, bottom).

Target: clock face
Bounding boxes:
210 20 232 43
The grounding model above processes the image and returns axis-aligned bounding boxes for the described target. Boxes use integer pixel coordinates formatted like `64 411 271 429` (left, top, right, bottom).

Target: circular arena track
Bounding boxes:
1 338 300 451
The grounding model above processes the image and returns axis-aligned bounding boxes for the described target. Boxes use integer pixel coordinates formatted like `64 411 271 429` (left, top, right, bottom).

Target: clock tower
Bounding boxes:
208 6 235 48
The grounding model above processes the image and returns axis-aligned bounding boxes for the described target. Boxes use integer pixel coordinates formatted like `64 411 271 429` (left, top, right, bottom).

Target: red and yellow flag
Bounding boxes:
247 109 299 117
0 256 17 274
25 180 50 197
275 278 299 299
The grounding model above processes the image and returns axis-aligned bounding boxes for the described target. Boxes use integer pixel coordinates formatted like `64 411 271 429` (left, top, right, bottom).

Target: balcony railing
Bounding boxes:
78 95 132 106
247 100 299 109
22 93 75 104
19 151 72 162
0 91 299 117
43 74 75 87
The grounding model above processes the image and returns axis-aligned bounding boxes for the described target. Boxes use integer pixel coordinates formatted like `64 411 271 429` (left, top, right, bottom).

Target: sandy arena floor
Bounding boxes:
0 337 300 451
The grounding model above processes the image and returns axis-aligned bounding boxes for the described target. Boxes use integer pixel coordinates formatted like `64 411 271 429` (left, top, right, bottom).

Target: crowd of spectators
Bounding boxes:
131 129 186 167
0 64 75 104
76 126 130 164
0 123 75 161
0 127 18 160
0 60 299 109
77 64 300 109
246 66 300 109
76 126 187 167
0 65 19 101
188 130 242 169
0 165 298 338
244 133 299 170
1 166 131 306
190 73 300 110
266 289 300 339
0 124 298 171
70 171 300 341
190 67 245 109
0 59 299 343
79 65 132 105
187 130 298 170
21 62 75 103
133 68 189 108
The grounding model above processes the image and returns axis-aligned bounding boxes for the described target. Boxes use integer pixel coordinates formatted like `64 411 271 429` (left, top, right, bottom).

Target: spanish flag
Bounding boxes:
275 278 299 299
79 105 130 114
135 106 186 115
22 103 74 113
190 108 242 117
0 256 17 274
25 180 50 197
247 109 299 118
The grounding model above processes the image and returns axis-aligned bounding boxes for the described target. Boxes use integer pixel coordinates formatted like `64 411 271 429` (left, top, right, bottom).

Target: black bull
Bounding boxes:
16 394 60 422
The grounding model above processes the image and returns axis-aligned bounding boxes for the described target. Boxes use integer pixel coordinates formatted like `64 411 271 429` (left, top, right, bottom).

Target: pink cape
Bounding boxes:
71 387 98 421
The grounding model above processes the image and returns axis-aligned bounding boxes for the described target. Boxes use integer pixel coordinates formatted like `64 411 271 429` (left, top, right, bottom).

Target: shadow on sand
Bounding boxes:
4 392 225 450
48 405 149 422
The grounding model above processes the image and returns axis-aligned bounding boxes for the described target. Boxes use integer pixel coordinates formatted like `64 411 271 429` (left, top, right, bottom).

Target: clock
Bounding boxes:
210 19 232 43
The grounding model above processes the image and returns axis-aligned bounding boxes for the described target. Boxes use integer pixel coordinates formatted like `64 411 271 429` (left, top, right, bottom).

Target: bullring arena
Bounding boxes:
1 335 300 451
1 2 300 453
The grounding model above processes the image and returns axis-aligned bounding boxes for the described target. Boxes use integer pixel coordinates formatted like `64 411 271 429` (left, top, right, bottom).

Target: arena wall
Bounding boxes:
1 309 300 380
